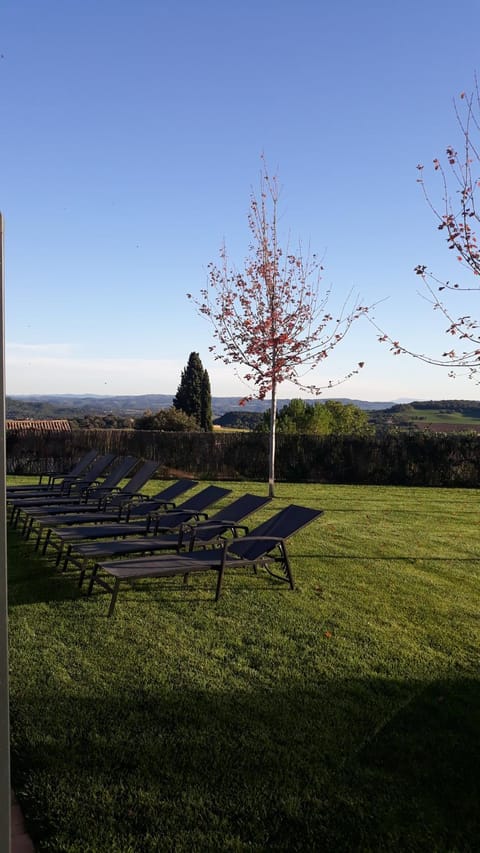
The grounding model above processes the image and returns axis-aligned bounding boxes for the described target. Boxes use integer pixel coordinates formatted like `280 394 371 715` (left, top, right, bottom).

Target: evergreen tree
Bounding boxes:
173 352 212 430
200 369 213 431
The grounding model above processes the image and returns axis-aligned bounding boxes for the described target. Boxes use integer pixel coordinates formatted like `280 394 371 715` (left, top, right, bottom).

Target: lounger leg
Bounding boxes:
283 551 295 590
108 579 121 617
61 544 71 571
87 567 98 597
78 559 89 588
215 565 225 600
34 525 45 550
40 528 50 555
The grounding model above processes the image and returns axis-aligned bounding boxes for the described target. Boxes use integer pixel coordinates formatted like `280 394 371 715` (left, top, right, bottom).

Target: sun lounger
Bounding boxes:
29 475 199 551
38 484 231 560
16 456 139 536
8 453 117 526
87 504 324 615
58 492 272 579
6 449 100 495
21 458 158 526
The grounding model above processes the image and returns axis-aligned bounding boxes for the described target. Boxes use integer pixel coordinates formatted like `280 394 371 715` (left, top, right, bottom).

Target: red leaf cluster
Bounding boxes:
190 160 369 401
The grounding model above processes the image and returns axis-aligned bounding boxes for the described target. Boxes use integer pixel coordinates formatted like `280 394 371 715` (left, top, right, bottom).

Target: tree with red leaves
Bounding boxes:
376 80 480 378
188 160 369 496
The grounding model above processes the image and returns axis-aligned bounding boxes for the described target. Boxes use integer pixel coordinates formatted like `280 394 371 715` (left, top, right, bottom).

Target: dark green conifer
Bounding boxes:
173 352 212 430
200 369 213 431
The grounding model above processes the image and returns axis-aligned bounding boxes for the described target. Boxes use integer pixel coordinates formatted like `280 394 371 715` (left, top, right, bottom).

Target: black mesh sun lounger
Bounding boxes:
87 504 324 615
17 455 139 536
6 449 100 496
60 492 272 580
8 453 118 526
39 484 231 561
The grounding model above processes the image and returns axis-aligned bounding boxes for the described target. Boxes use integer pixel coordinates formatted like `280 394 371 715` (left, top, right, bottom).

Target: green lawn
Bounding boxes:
7 478 480 852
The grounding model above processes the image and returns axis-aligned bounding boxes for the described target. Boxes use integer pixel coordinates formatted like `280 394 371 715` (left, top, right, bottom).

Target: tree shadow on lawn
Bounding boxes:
10 674 480 852
8 532 480 612
306 554 480 564
7 533 82 607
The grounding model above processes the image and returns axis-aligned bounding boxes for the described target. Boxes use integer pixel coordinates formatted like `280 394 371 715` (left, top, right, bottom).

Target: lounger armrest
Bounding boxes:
143 498 177 510
59 478 81 495
33 473 64 489
194 520 249 537
223 535 286 558
200 519 248 531
100 489 136 510
105 486 123 498
188 522 248 550
149 509 208 522
228 535 284 544
129 496 176 510
57 474 78 490
115 494 147 516
38 473 57 487
70 479 98 499
92 485 117 499
150 510 208 535
124 490 142 499
118 498 141 521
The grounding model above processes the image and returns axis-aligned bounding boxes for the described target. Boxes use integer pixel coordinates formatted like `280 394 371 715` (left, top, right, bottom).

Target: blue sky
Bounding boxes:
3 0 480 402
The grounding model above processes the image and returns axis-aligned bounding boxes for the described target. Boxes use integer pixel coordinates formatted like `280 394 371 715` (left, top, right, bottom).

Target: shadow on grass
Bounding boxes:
7 538 287 610
7 533 82 607
303 553 480 563
10 674 480 852
8 529 480 614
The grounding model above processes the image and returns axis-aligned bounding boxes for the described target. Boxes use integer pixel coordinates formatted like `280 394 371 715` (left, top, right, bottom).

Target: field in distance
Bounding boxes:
7 395 480 432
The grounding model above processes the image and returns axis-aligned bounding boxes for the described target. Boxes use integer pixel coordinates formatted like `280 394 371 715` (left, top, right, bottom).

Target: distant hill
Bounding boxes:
7 393 404 420
8 395 480 432
369 399 480 432
7 394 176 417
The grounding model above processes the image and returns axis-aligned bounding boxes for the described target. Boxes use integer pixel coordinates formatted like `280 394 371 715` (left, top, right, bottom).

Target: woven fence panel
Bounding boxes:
6 429 480 486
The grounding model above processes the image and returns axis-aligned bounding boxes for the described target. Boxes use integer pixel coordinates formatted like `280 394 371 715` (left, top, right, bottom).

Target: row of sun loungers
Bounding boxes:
8 450 324 616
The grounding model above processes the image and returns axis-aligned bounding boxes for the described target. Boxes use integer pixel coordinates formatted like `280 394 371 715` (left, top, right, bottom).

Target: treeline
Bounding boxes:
255 399 373 435
6 398 82 419
214 411 263 429
7 429 480 487
388 400 480 415
6 399 137 424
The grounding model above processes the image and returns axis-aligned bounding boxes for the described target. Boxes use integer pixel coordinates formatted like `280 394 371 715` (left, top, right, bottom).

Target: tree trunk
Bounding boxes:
268 383 277 497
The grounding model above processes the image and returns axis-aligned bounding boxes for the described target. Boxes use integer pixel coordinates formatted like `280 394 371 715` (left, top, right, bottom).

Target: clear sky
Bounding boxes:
3 0 480 403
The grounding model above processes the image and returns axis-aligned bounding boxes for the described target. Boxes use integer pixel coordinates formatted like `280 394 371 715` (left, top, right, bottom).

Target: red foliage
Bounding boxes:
374 80 480 379
190 158 369 403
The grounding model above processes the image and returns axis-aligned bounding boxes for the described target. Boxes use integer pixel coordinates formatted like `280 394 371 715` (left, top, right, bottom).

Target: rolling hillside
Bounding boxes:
7 395 480 431
7 394 397 420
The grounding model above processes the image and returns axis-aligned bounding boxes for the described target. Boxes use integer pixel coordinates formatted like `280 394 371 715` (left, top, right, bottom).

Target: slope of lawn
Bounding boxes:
7 478 480 852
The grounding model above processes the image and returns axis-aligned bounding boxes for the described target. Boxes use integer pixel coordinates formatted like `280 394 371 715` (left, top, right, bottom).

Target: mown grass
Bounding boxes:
7 478 480 852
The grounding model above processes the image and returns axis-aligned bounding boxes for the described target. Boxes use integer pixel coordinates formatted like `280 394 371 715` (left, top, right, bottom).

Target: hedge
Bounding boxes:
6 429 480 487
